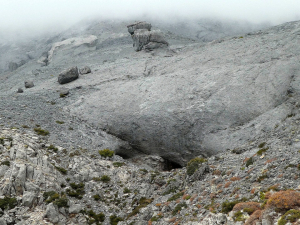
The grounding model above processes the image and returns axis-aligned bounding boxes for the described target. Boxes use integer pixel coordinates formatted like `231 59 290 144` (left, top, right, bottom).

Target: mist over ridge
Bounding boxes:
0 0 300 42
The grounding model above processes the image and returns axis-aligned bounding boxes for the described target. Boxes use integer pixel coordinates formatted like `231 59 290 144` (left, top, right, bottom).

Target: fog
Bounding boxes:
1 0 300 39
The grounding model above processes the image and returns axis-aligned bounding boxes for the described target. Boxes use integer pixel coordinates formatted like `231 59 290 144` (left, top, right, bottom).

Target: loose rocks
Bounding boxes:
58 66 79 84
79 66 91 75
24 81 34 88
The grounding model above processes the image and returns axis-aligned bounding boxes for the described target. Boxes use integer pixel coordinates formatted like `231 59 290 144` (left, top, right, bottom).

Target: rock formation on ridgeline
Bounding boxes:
127 21 169 51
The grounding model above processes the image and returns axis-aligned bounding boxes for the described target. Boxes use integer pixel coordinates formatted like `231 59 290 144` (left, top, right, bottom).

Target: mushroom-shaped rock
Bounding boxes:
127 21 151 35
58 67 79 84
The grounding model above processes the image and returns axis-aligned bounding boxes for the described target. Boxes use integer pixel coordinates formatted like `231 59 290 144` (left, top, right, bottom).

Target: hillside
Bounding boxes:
0 18 300 224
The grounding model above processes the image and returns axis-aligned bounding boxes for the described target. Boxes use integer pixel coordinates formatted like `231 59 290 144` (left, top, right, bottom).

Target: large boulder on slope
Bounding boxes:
58 67 79 84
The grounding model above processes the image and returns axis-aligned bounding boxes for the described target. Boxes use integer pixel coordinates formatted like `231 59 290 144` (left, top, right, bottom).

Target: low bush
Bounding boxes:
186 157 207 176
110 215 124 225
172 202 187 215
100 175 111 183
34 127 49 136
266 190 300 210
0 197 17 210
98 149 114 158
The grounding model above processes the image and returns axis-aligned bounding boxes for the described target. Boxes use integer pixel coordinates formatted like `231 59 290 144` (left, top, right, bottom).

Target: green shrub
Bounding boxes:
127 197 153 218
93 194 101 201
233 211 245 222
246 157 254 167
54 197 69 208
1 161 10 167
92 177 101 182
278 209 300 225
48 145 58 152
55 121 64 124
98 149 114 158
0 138 4 145
54 166 67 175
85 210 105 224
67 183 85 199
257 147 269 156
167 192 184 202
113 162 125 167
0 197 17 210
221 200 240 214
172 202 187 215
258 142 266 148
123 187 131 194
100 175 111 183
110 215 124 225
186 157 207 176
34 127 49 136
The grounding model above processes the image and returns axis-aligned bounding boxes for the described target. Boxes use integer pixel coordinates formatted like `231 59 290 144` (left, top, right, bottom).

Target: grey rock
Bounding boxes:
79 66 91 74
17 88 23 93
0 218 6 225
45 203 59 224
8 62 18 72
127 21 151 35
22 191 37 208
189 163 210 182
59 88 69 97
58 66 79 84
131 29 168 51
24 81 34 88
68 203 83 214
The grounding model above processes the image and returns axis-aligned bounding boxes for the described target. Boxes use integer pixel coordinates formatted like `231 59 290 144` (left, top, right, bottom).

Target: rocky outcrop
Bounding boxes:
58 67 79 84
127 22 168 51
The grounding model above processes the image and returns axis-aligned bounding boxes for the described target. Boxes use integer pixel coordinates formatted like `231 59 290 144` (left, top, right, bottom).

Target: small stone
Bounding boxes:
17 88 23 93
58 66 79 84
79 66 91 74
24 81 34 88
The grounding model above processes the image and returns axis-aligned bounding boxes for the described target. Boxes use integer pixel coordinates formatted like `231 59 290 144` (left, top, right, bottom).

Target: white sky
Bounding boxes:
0 0 300 33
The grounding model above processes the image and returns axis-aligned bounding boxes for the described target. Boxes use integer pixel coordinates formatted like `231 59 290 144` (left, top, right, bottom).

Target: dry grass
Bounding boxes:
189 194 198 202
230 176 241 181
266 190 300 210
244 210 262 225
251 188 256 194
265 158 277 164
224 182 232 188
212 170 221 175
233 202 261 212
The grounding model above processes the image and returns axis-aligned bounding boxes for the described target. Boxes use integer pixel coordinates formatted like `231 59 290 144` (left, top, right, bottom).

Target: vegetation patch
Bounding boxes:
113 162 125 167
110 215 124 225
257 174 268 183
1 161 10 167
278 209 300 225
100 175 111 183
186 157 207 176
0 138 4 145
54 165 67 175
93 194 101 201
221 200 240 214
233 211 245 222
245 157 254 167
98 149 114 158
168 192 184 202
123 187 131 194
55 120 65 124
0 196 17 210
172 202 188 215
127 197 153 218
256 147 269 156
34 127 49 136
67 183 85 199
266 190 300 211
83 209 105 225
48 145 58 152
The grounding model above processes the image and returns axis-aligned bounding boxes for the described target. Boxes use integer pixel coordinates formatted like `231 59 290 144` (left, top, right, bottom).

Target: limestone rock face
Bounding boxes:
58 67 79 84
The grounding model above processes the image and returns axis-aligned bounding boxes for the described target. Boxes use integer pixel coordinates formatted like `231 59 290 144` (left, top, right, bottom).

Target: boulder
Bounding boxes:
22 191 37 208
45 203 59 224
24 81 34 88
127 22 151 35
79 66 91 74
17 88 23 93
58 67 79 84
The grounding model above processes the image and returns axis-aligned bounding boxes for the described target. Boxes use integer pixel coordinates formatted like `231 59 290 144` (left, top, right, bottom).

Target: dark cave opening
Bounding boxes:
162 158 182 171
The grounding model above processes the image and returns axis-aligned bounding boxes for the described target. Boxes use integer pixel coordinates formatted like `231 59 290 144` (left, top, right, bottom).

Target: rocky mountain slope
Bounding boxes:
0 18 300 224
